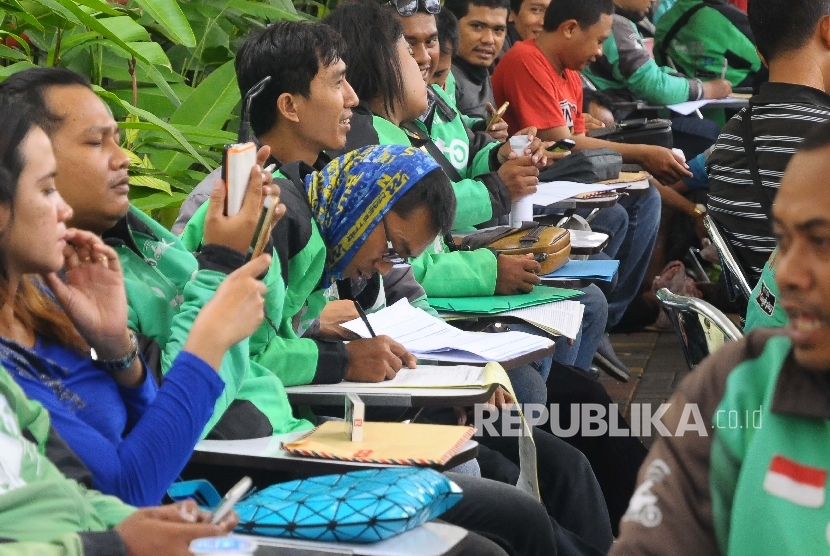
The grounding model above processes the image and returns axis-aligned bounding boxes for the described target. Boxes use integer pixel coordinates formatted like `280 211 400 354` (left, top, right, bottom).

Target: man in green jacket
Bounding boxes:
654 0 762 89
0 68 313 440
176 21 431 388
613 122 830 555
0 368 237 556
584 0 733 105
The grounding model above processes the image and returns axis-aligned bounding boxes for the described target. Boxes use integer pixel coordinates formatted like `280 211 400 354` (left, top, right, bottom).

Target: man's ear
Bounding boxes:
508 11 516 23
276 93 301 124
818 15 830 51
560 19 579 39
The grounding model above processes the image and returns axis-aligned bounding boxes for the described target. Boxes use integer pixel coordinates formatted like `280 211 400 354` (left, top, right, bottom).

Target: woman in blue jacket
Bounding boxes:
0 98 275 507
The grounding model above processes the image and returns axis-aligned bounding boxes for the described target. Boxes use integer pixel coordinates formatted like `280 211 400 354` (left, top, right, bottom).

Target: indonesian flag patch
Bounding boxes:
763 454 827 508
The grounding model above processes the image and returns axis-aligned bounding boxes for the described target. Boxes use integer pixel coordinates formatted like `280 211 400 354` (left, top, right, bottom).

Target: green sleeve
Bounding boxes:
410 293 440 317
744 253 787 332
155 267 252 438
410 246 498 297
450 178 496 230
621 62 692 105
0 536 85 556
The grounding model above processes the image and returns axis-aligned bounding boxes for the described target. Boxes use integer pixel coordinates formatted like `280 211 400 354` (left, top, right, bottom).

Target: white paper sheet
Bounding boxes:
666 97 748 116
302 365 488 389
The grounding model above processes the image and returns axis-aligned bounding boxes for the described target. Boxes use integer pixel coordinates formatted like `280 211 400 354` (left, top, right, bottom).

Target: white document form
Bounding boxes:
530 182 623 206
501 301 585 340
342 300 553 362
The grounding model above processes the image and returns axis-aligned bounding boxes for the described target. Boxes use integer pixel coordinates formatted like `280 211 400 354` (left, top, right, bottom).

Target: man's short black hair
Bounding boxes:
323 2 405 117
543 0 614 32
436 9 460 55
237 21 346 137
748 0 830 62
0 68 91 134
392 168 456 236
444 0 510 21
509 0 523 15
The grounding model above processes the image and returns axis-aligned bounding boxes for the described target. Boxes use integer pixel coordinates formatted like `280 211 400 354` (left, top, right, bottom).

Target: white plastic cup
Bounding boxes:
189 537 257 556
509 135 532 157
510 197 534 227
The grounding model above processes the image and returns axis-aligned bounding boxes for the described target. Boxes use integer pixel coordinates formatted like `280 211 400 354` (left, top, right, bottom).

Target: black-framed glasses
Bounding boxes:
381 218 407 264
389 0 440 17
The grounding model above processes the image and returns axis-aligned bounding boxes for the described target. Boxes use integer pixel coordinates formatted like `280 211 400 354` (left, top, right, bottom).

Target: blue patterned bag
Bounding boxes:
233 468 462 543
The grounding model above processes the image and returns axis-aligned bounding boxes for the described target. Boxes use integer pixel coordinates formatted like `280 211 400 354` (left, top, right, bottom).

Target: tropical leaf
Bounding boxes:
152 59 238 175
130 0 195 48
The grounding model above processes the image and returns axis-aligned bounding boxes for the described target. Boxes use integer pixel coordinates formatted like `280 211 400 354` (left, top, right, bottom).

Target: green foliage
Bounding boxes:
0 0 316 224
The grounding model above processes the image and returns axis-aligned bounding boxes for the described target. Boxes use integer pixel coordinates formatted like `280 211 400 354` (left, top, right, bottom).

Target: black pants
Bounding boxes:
541 362 648 535
444 473 589 556
420 407 614 555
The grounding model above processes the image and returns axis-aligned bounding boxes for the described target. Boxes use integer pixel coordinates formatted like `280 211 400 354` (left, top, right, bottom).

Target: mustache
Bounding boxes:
780 291 830 322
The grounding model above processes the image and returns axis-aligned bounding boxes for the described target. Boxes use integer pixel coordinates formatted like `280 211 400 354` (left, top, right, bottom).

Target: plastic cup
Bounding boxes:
189 537 257 556
510 197 534 227
509 135 532 157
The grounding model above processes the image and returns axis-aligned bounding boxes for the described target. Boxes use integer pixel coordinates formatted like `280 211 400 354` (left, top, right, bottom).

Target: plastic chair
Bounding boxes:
656 287 744 370
703 215 752 301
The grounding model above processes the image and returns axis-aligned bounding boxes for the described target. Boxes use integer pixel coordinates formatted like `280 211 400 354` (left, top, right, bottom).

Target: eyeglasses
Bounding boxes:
389 0 440 17
381 218 407 264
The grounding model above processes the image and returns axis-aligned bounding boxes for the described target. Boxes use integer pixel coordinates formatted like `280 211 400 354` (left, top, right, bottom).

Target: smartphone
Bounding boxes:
222 142 257 216
250 194 278 258
211 476 252 524
487 101 509 130
550 138 576 153
618 118 648 130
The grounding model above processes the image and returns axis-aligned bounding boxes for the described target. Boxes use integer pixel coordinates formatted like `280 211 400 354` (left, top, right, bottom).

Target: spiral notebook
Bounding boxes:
282 421 476 466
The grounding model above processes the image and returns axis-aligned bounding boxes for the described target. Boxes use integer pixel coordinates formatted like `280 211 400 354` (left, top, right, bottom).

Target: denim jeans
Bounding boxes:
585 185 661 329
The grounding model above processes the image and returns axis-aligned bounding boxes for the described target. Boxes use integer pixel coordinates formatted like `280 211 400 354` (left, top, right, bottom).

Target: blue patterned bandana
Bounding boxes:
305 145 440 287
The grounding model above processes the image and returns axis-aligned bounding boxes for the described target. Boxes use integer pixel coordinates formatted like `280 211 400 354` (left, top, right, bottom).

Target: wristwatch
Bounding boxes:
93 330 139 373
693 203 707 217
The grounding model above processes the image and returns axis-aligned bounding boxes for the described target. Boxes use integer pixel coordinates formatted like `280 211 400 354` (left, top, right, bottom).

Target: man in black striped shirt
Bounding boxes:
706 0 830 286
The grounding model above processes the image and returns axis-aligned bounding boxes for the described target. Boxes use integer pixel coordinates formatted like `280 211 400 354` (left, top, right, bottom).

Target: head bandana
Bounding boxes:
305 145 441 287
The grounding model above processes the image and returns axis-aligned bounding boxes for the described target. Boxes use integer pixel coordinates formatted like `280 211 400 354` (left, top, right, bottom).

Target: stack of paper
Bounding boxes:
542 260 620 282
428 285 581 313
341 299 554 364
500 300 585 340
530 181 622 206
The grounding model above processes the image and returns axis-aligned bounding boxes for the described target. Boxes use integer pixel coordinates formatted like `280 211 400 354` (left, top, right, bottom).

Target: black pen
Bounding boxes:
353 300 377 338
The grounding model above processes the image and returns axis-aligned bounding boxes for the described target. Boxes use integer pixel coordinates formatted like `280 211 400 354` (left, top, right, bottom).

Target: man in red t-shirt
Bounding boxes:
493 0 684 363
492 0 689 184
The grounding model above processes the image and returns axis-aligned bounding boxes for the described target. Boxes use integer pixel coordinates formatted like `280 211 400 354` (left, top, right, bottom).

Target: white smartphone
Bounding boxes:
222 142 257 216
211 476 252 524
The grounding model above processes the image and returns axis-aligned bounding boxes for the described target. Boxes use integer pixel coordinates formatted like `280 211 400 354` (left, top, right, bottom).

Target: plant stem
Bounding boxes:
52 26 62 66
128 56 137 107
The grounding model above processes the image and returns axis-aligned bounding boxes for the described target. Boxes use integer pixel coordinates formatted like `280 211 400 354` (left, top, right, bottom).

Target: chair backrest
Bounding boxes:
703 215 752 301
656 287 744 370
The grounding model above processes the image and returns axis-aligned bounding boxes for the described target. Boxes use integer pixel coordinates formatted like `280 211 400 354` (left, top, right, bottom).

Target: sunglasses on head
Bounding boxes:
389 0 440 17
